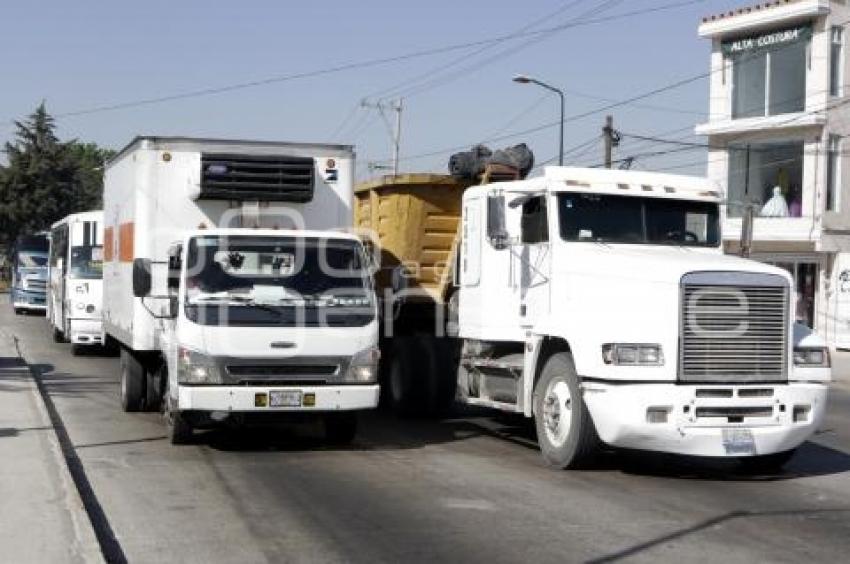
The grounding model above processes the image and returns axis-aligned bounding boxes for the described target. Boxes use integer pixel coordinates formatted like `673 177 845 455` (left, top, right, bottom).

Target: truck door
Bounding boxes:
515 195 551 327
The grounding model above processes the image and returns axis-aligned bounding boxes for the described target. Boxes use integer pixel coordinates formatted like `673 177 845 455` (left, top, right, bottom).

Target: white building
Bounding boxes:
697 0 850 347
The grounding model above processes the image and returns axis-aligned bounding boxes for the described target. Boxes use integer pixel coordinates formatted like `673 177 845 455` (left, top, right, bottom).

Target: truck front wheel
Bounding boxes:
119 349 145 412
533 352 600 469
165 397 194 445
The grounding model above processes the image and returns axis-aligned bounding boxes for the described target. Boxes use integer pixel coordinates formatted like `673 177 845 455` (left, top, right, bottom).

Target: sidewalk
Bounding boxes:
0 329 103 563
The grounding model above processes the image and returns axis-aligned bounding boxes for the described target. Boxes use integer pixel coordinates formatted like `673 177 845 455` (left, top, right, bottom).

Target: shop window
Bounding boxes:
729 28 808 118
727 141 804 218
770 261 818 327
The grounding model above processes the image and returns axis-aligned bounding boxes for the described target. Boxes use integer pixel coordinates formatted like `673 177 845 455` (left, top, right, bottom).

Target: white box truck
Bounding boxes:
359 167 831 471
103 137 379 444
47 211 105 354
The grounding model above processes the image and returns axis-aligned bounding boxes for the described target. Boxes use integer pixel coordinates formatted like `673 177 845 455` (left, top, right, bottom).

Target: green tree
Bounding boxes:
0 103 113 247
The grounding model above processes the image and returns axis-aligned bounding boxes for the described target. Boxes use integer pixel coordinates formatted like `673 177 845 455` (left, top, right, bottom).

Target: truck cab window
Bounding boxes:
521 196 549 244
558 193 719 246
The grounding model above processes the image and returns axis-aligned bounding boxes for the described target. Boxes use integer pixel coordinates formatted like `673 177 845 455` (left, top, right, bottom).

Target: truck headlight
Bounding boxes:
602 343 664 366
793 347 830 367
345 347 380 383
177 347 222 384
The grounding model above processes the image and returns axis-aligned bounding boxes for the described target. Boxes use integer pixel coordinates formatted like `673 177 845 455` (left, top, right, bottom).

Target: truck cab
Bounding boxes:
130 228 379 443
456 167 830 468
10 234 49 314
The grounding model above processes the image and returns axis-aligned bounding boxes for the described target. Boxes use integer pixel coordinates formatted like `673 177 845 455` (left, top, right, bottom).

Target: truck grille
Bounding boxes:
200 153 315 202
680 272 788 383
23 278 46 291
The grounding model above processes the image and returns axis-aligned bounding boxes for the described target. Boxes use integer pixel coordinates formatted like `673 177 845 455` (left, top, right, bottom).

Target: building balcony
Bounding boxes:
723 215 820 243
695 111 827 136
699 0 830 38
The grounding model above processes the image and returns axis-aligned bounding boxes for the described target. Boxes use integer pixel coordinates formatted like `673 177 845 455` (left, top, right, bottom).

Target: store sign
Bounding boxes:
722 25 811 55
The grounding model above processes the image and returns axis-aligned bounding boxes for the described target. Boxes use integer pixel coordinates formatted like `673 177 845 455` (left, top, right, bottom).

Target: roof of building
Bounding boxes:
701 0 803 24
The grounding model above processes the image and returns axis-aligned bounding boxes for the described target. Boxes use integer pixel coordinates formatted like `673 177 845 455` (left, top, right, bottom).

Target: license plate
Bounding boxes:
722 428 756 455
269 390 302 408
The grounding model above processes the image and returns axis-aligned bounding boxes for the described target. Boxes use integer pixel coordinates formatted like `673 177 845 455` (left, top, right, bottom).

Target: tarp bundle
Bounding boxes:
448 144 534 180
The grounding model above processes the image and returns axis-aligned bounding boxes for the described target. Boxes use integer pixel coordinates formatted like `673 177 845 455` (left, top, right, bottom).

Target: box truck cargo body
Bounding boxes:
103 137 378 444
47 211 105 353
358 167 831 470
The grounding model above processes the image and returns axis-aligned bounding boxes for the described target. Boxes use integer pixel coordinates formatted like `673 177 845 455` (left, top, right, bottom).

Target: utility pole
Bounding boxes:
603 115 617 169
362 98 403 176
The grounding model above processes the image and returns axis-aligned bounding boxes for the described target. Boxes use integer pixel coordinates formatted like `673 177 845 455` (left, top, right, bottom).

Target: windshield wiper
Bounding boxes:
191 296 287 317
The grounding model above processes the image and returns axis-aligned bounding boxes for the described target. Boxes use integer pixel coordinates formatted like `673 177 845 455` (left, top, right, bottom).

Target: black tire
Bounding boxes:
533 351 600 469
387 337 423 415
52 327 64 343
13 307 23 315
387 336 457 417
420 336 458 416
70 344 83 356
119 349 146 412
324 412 358 445
738 449 796 474
165 397 194 445
145 368 163 413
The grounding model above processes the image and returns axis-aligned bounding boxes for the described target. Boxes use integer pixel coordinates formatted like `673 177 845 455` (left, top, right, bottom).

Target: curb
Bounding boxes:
1 329 106 564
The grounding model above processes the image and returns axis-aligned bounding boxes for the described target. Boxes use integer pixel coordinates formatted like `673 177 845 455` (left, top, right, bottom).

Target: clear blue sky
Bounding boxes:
0 0 747 178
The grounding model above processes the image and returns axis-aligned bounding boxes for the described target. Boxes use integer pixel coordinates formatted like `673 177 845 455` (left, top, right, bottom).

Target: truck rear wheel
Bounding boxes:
119 349 146 412
52 327 64 343
533 352 600 469
324 412 358 445
387 336 456 417
387 337 423 415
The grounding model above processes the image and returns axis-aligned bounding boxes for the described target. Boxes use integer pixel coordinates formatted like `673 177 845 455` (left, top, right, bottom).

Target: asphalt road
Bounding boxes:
4 304 850 564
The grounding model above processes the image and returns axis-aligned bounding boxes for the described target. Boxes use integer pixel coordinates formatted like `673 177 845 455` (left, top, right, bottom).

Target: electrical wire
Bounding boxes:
1 0 708 126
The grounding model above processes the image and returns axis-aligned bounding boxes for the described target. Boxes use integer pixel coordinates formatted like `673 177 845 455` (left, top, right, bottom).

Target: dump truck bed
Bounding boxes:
355 174 471 304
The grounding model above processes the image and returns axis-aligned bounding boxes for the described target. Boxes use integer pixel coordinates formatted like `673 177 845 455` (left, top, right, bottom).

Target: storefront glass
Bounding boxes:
769 261 818 327
727 141 804 218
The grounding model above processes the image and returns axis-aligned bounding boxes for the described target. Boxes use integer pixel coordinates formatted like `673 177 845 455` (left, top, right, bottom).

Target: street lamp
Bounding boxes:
513 74 565 166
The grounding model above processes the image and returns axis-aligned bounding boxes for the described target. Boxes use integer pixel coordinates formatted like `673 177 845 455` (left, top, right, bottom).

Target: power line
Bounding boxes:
364 0 597 102
1 0 708 126
386 0 626 101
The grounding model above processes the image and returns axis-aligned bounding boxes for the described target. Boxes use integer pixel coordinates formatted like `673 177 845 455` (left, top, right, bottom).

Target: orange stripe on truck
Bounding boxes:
104 226 114 261
118 222 134 262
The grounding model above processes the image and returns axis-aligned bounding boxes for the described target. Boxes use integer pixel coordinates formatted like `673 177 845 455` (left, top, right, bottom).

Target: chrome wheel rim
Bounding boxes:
542 377 572 448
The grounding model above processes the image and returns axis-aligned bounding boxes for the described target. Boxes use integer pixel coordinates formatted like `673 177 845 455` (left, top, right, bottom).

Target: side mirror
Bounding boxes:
487 194 510 250
132 258 152 297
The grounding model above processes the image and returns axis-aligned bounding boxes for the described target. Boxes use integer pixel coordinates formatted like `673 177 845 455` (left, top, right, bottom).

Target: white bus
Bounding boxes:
48 211 105 354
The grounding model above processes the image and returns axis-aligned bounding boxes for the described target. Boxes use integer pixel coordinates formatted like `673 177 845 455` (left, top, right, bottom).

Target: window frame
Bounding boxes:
826 134 842 213
831 26 844 98
729 33 808 119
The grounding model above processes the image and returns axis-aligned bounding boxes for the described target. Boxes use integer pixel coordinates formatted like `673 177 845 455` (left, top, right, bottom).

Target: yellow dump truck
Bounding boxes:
355 173 472 414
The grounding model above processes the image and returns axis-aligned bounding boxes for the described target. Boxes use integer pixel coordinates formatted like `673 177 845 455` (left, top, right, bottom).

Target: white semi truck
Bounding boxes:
103 137 379 444
358 167 831 470
47 211 105 354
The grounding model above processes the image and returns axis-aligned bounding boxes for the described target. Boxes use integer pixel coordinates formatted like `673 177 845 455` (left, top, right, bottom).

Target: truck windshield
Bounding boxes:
557 193 720 246
18 252 48 268
184 235 374 327
70 246 103 279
